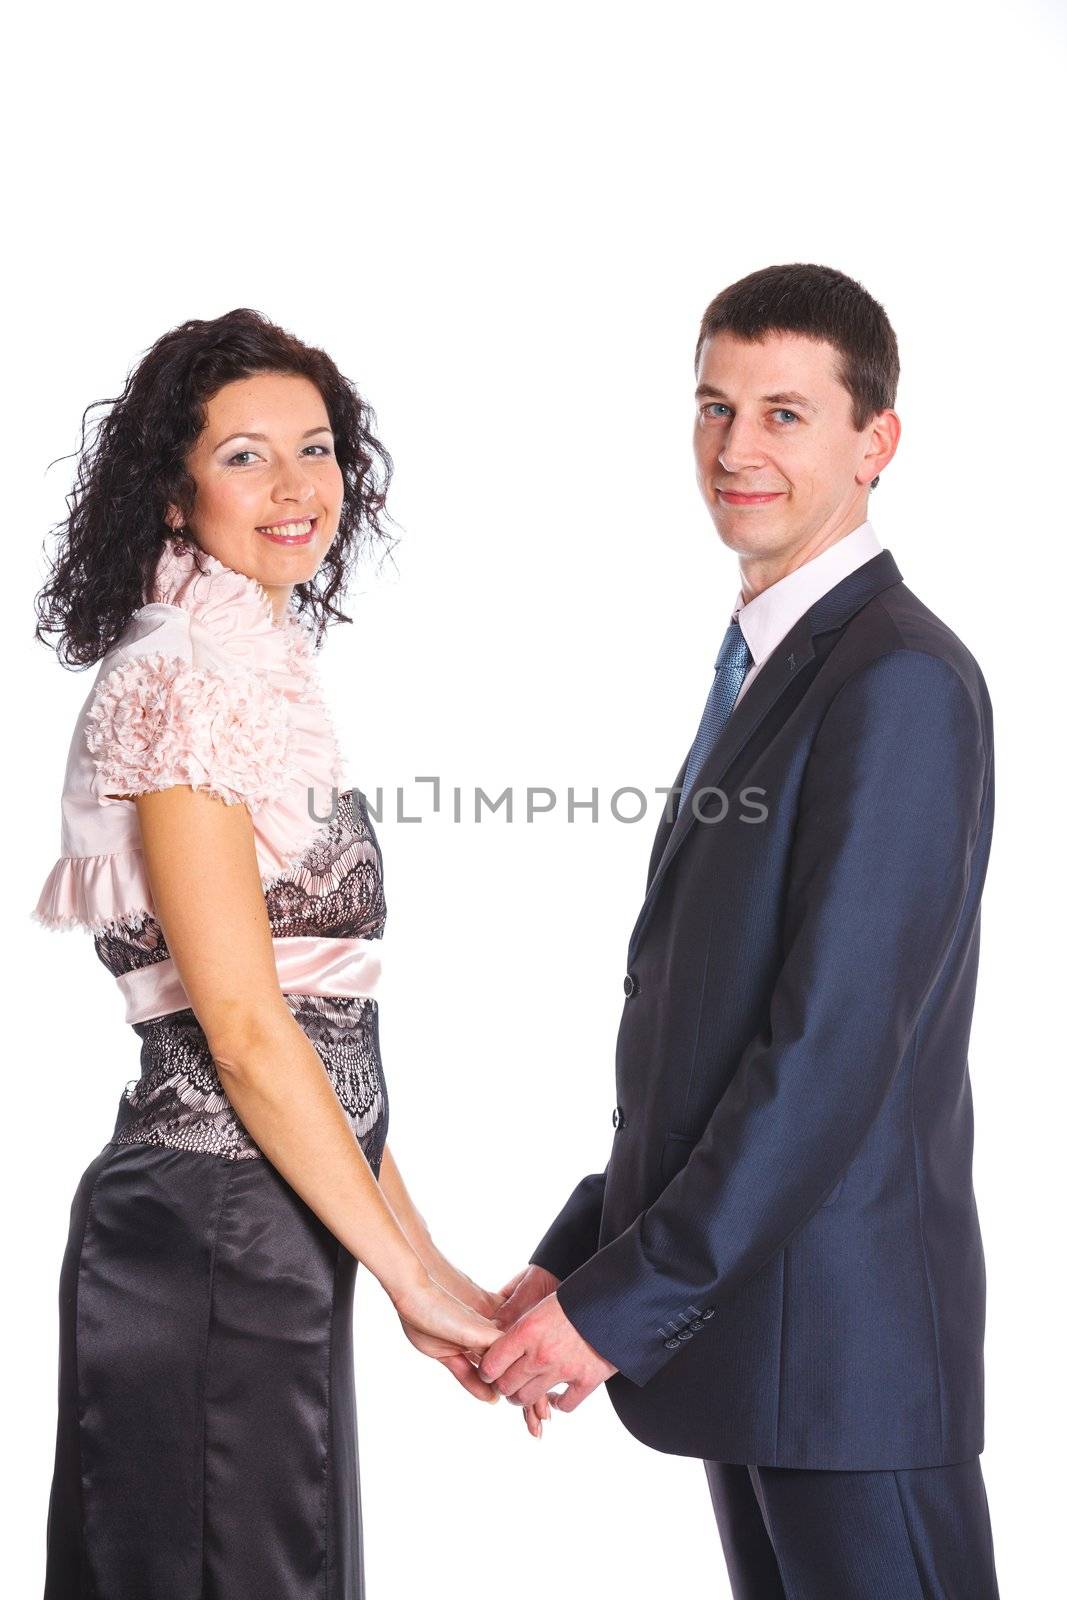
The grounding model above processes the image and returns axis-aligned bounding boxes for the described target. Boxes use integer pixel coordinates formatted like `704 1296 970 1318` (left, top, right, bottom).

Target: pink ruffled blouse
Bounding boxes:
32 538 385 1043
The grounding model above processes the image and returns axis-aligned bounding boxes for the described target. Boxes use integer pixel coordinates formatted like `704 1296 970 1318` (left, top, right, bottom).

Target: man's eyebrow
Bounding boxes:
758 390 819 409
695 384 819 412
214 425 335 450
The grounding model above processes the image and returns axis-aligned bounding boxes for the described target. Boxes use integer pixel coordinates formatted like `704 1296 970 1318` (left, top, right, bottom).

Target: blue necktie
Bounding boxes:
677 618 753 814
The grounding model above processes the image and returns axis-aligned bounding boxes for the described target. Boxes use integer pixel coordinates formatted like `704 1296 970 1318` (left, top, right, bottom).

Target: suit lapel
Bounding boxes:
644 754 688 889
627 548 904 961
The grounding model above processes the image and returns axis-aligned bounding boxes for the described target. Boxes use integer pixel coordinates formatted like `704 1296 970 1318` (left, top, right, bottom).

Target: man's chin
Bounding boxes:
706 512 789 559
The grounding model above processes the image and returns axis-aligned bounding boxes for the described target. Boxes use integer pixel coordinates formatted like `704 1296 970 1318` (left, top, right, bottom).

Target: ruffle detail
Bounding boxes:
148 539 349 886
85 651 293 809
33 537 349 934
31 849 162 937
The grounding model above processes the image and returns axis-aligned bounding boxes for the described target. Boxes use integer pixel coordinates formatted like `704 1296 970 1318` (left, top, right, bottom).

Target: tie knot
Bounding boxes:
715 618 752 674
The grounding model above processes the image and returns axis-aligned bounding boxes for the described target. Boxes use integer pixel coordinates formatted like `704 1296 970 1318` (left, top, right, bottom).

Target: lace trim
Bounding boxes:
113 994 388 1166
91 788 383 975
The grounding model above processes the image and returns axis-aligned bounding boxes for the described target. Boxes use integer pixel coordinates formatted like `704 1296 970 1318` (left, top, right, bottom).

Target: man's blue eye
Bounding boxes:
773 410 798 424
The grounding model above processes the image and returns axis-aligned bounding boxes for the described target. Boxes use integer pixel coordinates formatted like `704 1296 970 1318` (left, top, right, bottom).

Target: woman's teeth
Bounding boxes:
256 517 315 541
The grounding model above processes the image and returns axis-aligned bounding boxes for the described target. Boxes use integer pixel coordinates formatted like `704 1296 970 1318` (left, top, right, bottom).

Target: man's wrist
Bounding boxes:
528 1257 562 1288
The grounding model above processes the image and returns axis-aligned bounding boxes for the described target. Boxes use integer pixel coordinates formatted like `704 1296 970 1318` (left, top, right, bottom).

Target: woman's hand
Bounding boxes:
392 1275 503 1403
522 1394 552 1439
495 1263 561 1328
426 1253 507 1323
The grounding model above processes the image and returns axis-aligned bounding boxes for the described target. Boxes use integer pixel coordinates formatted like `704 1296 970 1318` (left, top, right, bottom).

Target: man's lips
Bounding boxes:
717 490 786 505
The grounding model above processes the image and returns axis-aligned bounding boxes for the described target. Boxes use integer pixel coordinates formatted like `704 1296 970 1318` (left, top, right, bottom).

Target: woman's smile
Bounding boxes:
255 513 319 546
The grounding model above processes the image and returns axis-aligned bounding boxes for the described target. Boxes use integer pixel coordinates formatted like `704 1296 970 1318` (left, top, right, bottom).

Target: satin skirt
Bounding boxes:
43 1092 377 1599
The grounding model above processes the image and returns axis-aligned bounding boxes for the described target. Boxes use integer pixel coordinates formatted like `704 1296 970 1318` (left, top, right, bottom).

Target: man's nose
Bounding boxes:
717 415 766 473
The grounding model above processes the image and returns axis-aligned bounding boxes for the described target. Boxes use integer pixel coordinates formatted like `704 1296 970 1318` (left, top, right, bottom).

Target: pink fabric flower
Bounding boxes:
85 650 294 809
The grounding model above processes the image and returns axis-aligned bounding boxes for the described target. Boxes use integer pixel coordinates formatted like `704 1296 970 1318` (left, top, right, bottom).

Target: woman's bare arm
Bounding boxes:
130 783 499 1371
378 1142 503 1320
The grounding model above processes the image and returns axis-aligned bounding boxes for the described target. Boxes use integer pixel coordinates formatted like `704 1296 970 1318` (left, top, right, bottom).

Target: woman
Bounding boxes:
31 308 543 1598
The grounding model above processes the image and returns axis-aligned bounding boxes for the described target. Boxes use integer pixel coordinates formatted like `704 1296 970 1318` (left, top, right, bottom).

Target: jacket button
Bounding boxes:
677 1327 694 1341
623 972 640 997
665 1337 681 1349
701 1308 716 1320
612 1105 626 1130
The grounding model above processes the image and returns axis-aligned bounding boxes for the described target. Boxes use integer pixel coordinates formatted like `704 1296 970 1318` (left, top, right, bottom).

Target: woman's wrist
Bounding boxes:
404 1227 477 1304
377 1247 433 1312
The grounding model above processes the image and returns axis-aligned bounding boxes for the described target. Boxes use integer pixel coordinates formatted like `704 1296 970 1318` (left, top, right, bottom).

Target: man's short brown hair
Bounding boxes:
695 264 899 487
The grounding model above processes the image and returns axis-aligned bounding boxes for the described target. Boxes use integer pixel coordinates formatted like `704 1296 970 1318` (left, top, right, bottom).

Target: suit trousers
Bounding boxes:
703 1455 999 1599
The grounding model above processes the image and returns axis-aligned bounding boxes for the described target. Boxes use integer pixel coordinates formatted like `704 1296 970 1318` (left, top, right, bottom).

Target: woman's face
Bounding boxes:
166 370 345 616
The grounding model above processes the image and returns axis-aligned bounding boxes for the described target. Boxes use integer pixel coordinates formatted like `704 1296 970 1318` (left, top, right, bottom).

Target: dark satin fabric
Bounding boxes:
44 1092 377 1599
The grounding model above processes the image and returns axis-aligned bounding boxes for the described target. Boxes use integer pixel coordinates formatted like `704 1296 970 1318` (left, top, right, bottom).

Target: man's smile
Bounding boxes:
717 490 786 505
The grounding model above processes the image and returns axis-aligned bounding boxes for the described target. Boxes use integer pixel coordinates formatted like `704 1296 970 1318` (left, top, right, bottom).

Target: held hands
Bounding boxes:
390 1274 504 1404
494 1264 561 1437
495 1263 560 1328
394 1258 618 1439
484 1264 618 1438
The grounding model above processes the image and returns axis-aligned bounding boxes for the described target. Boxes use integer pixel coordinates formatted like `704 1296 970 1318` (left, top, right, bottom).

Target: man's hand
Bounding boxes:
493 1265 562 1436
495 1263 561 1330
479 1291 618 1413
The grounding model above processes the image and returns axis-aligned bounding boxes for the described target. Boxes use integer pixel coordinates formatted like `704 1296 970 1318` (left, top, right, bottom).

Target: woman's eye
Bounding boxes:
226 444 333 466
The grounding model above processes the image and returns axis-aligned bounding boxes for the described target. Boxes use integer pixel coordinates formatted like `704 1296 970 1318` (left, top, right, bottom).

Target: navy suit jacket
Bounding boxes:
531 549 995 1470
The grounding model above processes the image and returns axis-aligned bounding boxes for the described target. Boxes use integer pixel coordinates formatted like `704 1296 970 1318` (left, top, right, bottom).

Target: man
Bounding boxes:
480 263 1000 1598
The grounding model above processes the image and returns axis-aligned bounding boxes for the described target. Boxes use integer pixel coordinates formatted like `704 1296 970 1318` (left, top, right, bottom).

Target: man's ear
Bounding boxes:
857 409 902 489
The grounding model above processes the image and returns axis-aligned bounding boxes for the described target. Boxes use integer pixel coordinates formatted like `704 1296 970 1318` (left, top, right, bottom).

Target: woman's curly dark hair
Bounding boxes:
34 307 395 668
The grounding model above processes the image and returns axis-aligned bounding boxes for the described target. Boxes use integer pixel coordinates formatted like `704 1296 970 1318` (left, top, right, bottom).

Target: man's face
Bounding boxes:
692 330 889 565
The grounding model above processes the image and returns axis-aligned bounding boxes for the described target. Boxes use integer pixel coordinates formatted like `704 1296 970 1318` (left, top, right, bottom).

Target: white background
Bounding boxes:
5 1 1064 1592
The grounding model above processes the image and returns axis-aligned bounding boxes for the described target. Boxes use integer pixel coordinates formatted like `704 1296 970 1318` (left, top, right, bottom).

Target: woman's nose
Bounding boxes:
271 462 317 502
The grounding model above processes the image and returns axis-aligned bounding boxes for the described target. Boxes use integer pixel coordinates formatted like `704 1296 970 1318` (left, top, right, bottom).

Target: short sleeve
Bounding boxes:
84 648 293 809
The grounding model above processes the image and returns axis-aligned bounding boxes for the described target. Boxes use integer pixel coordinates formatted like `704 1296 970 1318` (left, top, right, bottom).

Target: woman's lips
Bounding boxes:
255 515 318 545
718 490 785 505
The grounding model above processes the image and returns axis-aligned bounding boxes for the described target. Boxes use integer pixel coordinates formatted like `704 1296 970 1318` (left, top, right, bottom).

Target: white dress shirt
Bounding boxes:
730 520 883 708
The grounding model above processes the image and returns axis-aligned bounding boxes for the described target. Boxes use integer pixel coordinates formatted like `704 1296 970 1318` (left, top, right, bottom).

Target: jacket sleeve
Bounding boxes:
529 1170 607 1281
555 649 992 1386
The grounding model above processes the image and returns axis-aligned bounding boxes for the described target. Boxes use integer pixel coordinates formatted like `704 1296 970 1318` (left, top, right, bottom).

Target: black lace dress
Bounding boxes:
43 787 389 1600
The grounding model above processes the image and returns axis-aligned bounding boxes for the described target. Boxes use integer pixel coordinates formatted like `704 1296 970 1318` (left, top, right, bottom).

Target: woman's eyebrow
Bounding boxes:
214 425 335 450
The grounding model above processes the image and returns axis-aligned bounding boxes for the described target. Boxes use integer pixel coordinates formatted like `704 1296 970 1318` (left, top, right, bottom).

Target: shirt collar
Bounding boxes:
731 520 883 668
